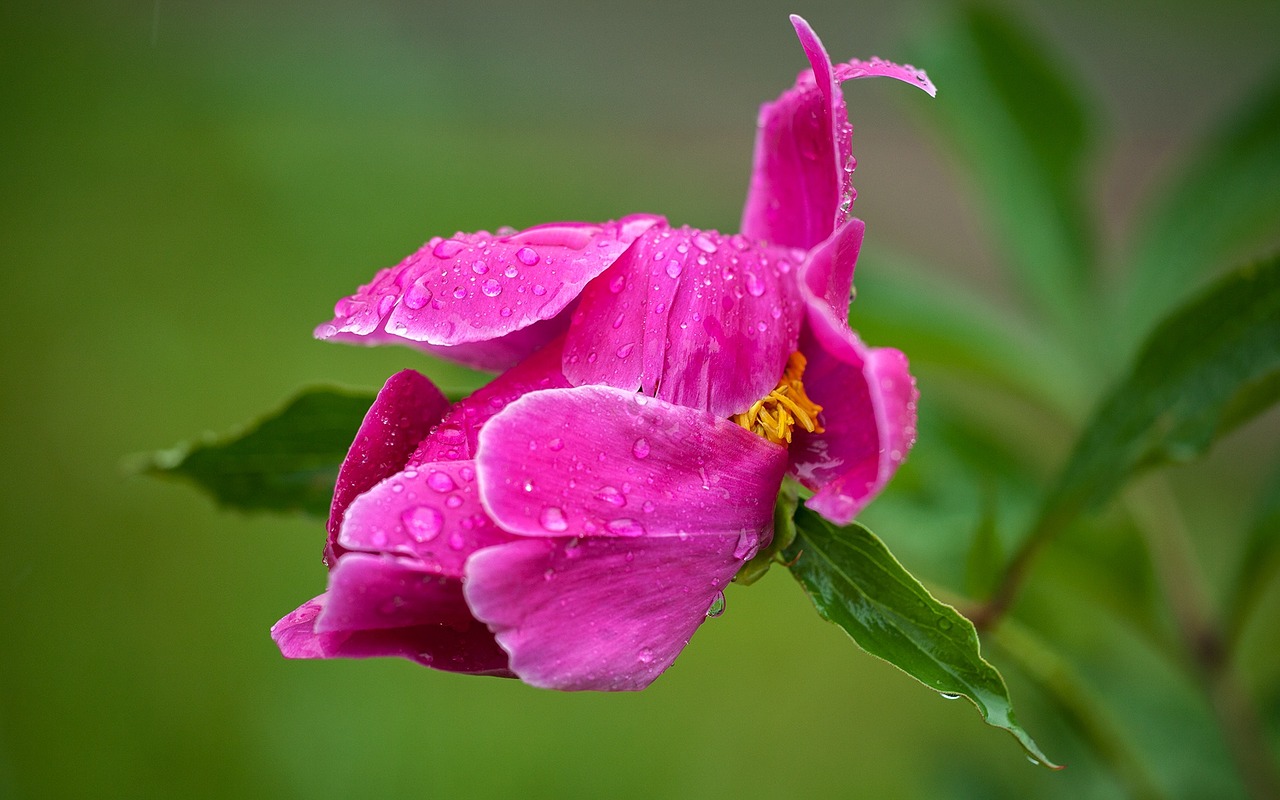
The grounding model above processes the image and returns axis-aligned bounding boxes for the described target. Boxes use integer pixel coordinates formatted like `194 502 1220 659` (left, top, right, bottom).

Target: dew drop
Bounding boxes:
631 438 651 459
612 312 625 329
692 234 718 254
595 486 626 507
937 617 953 631
637 647 654 664
539 506 569 532
432 239 465 259
605 518 645 536
426 471 456 493
515 246 540 266
452 286 467 300
745 271 766 297
481 278 503 297
609 273 627 293
532 283 547 296
404 279 434 310
665 259 683 279
445 495 463 509
706 590 726 618
504 265 519 278
401 506 442 543
471 260 489 275
616 343 635 358
939 692 961 700
548 437 564 451
448 532 465 550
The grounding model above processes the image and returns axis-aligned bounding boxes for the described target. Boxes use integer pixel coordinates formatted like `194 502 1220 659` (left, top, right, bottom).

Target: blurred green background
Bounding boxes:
3 1 1278 797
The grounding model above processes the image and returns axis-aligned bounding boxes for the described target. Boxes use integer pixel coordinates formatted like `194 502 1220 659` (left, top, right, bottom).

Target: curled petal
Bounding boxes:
316 215 662 364
799 217 865 322
338 460 518 577
563 225 805 417
316 553 474 632
740 15 935 250
270 595 511 676
476 386 786 540
464 534 747 690
326 369 449 566
791 299 918 524
409 335 571 466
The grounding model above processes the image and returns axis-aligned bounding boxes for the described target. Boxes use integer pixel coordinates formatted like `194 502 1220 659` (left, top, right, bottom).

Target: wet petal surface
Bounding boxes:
476 385 786 540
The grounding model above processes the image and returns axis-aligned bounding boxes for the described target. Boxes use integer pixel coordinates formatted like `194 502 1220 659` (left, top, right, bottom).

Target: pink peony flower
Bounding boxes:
273 16 934 690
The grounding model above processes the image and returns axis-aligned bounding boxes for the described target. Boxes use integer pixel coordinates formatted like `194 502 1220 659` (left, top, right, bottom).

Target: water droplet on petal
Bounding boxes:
612 312 625 329
692 234 718 254
426 471 456 493
445 495 463 508
616 343 634 358
504 265 519 279
471 260 489 275
448 532 465 550
745 271 766 297
452 286 467 300
405 279 433 309
605 518 644 536
665 259 683 279
631 438 650 459
733 531 759 560
432 239 465 259
609 273 627 293
548 437 564 451
595 486 626 507
706 590 726 618
539 506 568 532
401 506 442 543
637 647 654 664
516 246 540 266
481 278 503 297
532 283 547 296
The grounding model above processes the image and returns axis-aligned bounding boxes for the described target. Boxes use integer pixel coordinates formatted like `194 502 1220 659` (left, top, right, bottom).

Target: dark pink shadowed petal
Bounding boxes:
316 553 475 632
409 335 571 465
416 313 572 372
790 300 918 525
271 596 512 676
464 533 749 690
475 385 787 541
740 15 934 250
337 460 518 577
315 215 662 360
325 369 450 566
563 225 806 418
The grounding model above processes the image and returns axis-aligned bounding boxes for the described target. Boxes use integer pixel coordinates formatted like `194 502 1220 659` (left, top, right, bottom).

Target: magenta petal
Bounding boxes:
465 534 745 690
740 16 935 250
476 385 786 540
270 596 511 675
415 313 572 372
799 218 865 322
315 553 474 632
563 225 805 417
325 369 449 566
791 300 918 524
315 215 662 357
409 335 571 465
337 460 518 577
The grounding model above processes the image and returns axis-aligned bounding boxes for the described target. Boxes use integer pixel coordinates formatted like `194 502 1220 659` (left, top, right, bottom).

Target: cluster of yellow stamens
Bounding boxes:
731 352 824 445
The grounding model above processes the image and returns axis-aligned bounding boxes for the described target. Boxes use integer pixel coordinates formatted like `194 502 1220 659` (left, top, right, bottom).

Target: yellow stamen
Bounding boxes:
731 352 824 445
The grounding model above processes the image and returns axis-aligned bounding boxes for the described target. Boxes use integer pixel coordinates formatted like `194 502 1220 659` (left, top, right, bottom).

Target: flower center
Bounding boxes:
731 352 824 445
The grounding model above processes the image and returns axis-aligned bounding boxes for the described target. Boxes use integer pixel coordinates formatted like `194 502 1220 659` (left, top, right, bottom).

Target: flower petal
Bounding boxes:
409 334 571 465
270 595 511 675
791 300 918 525
315 216 662 363
476 385 786 540
337 460 517 577
464 534 745 690
316 553 474 632
563 225 805 417
325 369 449 566
799 217 865 322
740 15 935 250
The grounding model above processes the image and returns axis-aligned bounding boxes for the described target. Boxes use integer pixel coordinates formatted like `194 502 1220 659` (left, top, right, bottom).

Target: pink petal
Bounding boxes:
315 553 474 631
476 385 787 541
464 533 746 690
270 595 512 676
409 335 571 465
791 298 918 525
563 224 806 418
325 369 449 567
415 313 572 372
315 216 662 362
337 460 518 577
740 16 935 250
799 218 865 322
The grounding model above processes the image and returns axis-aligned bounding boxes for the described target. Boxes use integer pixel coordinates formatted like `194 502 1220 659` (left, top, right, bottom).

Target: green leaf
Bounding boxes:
1225 462 1280 647
1123 66 1280 349
784 507 1059 768
1041 253 1280 521
964 481 1004 599
912 4 1097 338
141 387 375 518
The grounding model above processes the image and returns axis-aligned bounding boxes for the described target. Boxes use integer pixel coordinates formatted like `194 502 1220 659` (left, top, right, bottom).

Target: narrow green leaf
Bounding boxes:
141 387 375 517
1124 66 1280 348
785 508 1059 768
1042 253 1280 521
911 4 1097 337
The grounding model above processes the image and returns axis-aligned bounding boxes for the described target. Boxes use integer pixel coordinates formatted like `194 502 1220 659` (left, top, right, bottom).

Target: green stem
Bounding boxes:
1127 477 1280 800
